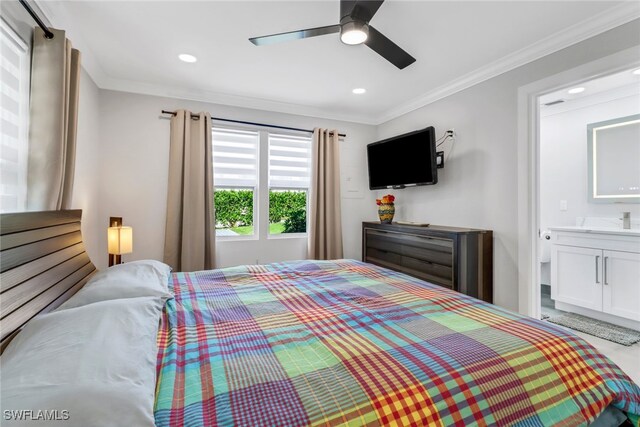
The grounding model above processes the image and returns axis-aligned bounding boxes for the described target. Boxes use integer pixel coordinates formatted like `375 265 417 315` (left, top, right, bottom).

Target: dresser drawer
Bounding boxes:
365 248 454 288
365 229 453 259
364 228 454 288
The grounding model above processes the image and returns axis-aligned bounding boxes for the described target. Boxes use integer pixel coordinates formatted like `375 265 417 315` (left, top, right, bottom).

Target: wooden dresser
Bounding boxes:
362 222 493 303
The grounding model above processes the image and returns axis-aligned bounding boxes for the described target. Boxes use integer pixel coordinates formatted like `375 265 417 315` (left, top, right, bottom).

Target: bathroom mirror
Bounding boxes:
587 114 640 203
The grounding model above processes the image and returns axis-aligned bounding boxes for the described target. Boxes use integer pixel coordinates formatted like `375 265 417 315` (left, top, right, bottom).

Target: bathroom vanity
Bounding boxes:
550 226 640 329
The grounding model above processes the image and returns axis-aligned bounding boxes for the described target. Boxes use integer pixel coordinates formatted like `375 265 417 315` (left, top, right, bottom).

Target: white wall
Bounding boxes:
375 20 640 311
540 91 640 233
95 90 377 270
71 69 102 266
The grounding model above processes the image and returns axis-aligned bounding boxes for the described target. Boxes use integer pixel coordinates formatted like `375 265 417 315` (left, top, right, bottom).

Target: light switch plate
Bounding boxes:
560 200 568 211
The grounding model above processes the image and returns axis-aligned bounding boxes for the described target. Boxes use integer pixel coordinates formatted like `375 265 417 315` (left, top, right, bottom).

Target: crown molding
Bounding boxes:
35 1 640 126
98 75 379 125
376 2 640 124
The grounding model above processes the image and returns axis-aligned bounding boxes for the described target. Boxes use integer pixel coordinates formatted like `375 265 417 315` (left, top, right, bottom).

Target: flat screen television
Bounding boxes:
367 127 437 190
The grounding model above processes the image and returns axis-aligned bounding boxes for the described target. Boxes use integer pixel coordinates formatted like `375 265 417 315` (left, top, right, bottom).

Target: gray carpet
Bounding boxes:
546 312 640 346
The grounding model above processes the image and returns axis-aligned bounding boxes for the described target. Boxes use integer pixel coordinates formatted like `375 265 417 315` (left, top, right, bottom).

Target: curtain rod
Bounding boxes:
19 0 54 39
161 110 346 138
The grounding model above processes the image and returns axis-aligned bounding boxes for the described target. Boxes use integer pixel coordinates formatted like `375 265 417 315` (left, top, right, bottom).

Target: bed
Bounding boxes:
154 260 640 426
1 210 639 426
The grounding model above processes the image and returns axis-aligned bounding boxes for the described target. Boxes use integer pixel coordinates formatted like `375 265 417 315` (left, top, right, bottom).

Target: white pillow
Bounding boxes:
0 297 163 427
59 259 173 310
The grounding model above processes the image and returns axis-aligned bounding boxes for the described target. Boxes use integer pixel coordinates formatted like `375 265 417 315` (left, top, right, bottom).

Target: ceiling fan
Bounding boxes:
249 0 416 70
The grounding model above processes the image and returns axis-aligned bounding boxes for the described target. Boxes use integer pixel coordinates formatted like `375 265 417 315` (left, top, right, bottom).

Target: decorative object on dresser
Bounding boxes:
107 216 133 267
376 194 395 224
362 221 493 303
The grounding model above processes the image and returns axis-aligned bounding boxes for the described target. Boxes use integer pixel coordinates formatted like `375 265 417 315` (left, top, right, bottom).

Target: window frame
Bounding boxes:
212 126 260 241
266 132 311 239
0 18 30 214
212 125 311 242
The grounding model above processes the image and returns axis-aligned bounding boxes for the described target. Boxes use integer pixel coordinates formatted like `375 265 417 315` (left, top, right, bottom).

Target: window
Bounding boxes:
212 128 259 237
212 127 311 240
268 133 311 235
0 20 29 213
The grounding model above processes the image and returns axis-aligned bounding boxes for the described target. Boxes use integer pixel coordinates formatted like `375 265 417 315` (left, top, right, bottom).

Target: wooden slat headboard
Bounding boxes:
0 209 96 351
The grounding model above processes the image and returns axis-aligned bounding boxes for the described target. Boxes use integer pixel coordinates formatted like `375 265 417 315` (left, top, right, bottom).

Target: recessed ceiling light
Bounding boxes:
567 87 585 94
352 88 366 94
633 69 640 75
178 54 197 63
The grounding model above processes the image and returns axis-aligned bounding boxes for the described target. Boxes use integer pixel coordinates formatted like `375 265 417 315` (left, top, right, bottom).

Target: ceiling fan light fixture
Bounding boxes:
340 21 369 45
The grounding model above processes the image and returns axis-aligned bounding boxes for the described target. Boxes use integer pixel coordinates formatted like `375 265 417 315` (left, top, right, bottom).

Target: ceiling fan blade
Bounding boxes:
350 1 385 22
250 25 341 46
364 25 416 69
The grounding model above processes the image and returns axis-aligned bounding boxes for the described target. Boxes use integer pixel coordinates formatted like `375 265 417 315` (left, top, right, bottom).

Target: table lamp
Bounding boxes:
108 216 133 267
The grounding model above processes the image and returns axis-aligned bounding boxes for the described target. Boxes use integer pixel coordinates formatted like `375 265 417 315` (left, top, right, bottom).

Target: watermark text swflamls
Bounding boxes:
4 410 70 421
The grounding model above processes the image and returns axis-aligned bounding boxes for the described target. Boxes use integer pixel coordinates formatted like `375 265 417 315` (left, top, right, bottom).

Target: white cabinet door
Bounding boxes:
551 245 603 311
602 250 640 321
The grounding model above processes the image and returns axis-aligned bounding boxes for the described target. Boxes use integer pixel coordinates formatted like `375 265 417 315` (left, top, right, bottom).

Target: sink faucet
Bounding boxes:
621 212 631 230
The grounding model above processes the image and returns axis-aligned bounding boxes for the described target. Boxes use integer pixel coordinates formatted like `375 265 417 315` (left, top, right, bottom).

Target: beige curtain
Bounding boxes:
26 27 80 210
163 110 215 271
308 128 343 260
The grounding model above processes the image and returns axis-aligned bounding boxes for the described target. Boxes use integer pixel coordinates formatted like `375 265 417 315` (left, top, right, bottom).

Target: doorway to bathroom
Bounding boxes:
536 68 640 334
537 68 640 327
517 48 640 321
517 48 640 382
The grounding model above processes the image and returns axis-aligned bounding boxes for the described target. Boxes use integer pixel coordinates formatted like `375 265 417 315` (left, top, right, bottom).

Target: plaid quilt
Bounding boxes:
154 259 640 426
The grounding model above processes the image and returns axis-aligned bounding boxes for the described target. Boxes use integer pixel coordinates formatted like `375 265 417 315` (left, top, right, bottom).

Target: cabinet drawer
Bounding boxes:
366 253 454 289
365 229 453 264
366 247 454 287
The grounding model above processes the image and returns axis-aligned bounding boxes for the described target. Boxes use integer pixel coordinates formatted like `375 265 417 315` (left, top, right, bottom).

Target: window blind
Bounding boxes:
212 128 259 188
0 20 29 213
268 133 311 189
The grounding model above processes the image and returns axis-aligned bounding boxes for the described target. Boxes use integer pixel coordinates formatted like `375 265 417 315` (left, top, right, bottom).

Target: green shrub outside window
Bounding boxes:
214 189 306 235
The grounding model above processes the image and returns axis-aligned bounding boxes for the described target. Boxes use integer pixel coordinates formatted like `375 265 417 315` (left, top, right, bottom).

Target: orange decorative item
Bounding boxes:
376 194 395 224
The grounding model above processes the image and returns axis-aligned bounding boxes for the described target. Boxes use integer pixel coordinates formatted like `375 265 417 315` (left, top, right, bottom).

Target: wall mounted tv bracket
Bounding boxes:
436 129 454 169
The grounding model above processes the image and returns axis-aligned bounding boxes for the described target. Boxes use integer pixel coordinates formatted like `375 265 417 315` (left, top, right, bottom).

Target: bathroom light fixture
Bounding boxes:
352 88 366 94
633 69 640 75
178 54 197 63
340 21 369 45
567 87 585 94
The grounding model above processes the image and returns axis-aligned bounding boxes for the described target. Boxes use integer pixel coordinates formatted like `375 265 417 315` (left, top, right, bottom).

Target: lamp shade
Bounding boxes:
108 226 133 255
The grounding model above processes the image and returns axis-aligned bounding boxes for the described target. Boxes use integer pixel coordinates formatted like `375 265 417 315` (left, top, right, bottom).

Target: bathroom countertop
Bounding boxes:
549 226 640 237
